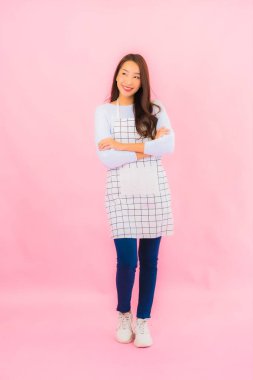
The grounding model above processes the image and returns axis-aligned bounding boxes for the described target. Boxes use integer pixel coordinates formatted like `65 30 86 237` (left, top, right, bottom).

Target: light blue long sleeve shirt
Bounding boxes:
94 99 175 169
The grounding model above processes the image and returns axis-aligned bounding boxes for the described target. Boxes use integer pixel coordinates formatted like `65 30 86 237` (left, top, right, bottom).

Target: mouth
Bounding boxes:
122 85 133 92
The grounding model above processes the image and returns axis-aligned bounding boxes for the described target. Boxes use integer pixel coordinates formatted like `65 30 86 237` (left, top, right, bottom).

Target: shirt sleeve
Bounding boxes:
143 100 175 157
94 105 137 169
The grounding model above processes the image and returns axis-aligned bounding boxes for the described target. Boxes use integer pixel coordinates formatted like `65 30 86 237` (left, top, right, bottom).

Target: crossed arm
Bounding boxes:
94 101 175 169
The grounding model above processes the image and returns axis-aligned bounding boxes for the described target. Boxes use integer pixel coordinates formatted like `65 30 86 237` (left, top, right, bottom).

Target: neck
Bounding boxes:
117 95 134 106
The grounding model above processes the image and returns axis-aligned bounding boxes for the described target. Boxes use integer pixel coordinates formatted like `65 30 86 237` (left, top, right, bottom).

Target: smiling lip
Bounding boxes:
122 85 133 92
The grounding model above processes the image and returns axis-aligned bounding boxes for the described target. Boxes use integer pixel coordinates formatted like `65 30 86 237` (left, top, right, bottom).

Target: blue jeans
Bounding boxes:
113 237 162 319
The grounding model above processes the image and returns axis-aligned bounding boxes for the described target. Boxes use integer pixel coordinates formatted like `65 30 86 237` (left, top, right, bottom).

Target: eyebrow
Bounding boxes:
122 68 140 75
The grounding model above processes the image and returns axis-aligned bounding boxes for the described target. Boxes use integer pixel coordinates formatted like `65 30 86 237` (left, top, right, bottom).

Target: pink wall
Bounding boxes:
0 0 252 293
0 2 252 379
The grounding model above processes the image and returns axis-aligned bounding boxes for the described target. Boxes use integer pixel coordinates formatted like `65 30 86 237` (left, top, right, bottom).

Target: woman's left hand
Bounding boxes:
98 138 123 151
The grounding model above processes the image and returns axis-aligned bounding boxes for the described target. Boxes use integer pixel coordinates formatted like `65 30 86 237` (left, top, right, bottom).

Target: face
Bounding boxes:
116 60 141 99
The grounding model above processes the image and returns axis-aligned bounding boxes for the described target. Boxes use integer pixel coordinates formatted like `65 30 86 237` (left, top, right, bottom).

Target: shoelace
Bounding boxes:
136 319 148 334
119 312 132 330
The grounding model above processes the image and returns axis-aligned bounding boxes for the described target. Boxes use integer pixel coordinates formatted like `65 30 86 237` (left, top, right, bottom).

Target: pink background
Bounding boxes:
0 1 252 379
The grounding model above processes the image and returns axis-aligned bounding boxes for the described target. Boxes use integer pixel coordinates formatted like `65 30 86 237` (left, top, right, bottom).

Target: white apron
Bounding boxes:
104 100 174 239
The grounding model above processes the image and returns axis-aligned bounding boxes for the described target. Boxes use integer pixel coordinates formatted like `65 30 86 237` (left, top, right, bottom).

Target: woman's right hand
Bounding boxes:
155 127 170 139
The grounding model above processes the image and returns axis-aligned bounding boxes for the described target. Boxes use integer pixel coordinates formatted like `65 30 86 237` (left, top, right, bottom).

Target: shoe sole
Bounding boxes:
134 340 153 348
116 333 135 344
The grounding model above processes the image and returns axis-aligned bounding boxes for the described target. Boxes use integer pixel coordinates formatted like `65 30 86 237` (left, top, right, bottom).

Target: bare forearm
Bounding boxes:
119 142 151 159
120 142 145 153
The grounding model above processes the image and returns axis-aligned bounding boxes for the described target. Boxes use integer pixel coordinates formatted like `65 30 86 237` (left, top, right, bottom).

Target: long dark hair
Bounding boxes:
104 53 161 140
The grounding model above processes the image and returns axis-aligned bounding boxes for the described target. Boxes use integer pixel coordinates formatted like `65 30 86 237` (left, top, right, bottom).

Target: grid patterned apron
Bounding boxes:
105 101 174 239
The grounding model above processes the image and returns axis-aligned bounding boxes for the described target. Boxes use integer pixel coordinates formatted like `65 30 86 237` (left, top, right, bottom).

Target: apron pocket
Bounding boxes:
118 164 160 196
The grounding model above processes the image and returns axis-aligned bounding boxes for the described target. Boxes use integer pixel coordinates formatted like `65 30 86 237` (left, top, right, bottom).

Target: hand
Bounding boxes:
98 138 123 151
155 127 170 139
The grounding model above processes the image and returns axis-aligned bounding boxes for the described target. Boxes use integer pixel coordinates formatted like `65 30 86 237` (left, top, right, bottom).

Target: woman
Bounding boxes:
94 53 175 348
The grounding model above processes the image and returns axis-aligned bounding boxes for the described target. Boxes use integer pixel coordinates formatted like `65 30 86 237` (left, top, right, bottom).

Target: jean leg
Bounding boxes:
113 238 138 313
136 236 162 318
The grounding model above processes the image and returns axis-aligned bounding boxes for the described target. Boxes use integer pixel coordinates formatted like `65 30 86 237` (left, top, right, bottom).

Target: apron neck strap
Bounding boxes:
116 98 120 119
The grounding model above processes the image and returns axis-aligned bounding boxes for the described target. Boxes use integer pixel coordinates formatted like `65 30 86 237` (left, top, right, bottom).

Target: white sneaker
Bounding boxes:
115 311 135 344
133 318 153 347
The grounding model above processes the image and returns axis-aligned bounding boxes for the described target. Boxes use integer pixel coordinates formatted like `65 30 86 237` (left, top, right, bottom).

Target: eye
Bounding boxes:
122 72 139 79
